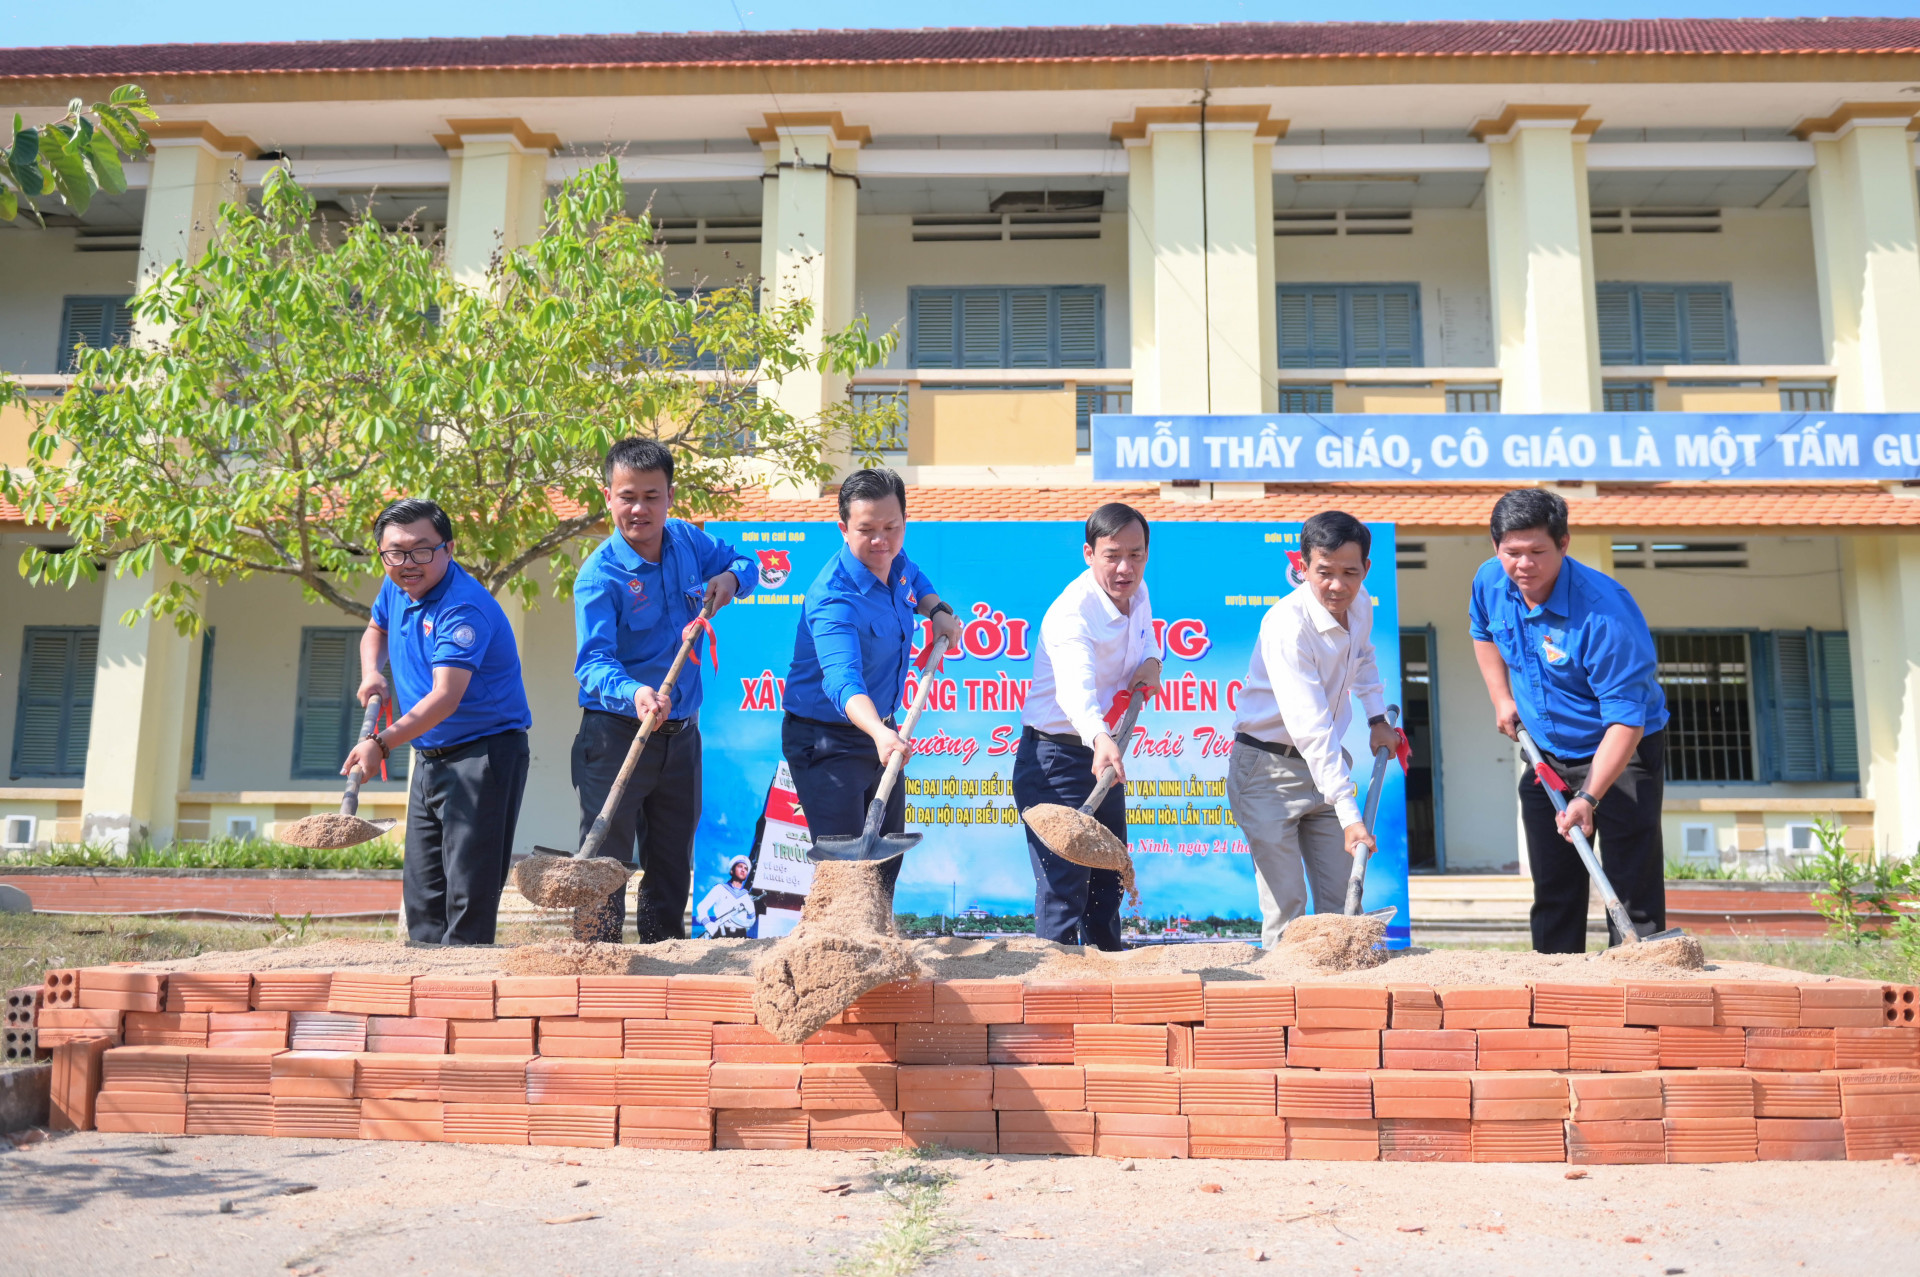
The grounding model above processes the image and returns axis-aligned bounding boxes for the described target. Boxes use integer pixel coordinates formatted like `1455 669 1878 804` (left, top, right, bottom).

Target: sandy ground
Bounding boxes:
1 1131 1913 1276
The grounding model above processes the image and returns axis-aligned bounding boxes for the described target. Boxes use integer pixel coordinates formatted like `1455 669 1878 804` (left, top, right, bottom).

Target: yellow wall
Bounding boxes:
905 388 1077 466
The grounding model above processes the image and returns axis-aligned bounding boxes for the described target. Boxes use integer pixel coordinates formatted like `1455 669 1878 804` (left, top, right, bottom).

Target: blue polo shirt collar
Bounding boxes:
606 528 664 572
839 542 893 593
1517 560 1574 621
411 561 462 609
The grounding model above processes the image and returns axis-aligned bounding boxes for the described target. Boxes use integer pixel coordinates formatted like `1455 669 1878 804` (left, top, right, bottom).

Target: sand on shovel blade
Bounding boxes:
512 854 633 911
1598 934 1706 970
276 812 391 849
1278 911 1389 972
753 859 921 1045
1022 804 1138 906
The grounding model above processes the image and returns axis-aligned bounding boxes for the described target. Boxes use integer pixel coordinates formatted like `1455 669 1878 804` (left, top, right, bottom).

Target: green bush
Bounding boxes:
4 836 402 871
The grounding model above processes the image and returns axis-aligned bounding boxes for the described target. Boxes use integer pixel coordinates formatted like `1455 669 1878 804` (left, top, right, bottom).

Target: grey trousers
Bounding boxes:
1226 740 1352 948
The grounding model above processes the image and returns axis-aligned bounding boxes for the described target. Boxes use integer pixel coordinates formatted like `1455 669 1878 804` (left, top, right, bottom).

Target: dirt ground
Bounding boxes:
2 1130 1913 1277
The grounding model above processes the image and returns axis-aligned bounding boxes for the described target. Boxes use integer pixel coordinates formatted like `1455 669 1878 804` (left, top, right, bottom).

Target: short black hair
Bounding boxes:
373 498 452 545
1301 509 1370 562
1489 488 1570 544
838 467 907 522
605 436 674 487
1085 502 1149 551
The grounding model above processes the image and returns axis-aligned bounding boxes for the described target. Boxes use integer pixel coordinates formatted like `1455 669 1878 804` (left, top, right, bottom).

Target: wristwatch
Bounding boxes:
1572 788 1601 810
928 601 955 620
1367 714 1388 727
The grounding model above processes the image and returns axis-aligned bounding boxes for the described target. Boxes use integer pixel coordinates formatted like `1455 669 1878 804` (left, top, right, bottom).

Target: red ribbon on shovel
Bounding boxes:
682 613 719 671
1103 688 1134 731
1394 726 1413 773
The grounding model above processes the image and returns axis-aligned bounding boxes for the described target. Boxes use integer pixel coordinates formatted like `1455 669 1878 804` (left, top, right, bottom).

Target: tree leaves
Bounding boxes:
0 85 151 223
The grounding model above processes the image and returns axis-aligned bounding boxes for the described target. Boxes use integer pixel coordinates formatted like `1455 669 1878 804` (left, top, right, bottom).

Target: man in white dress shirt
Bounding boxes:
1014 503 1164 949
1227 510 1400 946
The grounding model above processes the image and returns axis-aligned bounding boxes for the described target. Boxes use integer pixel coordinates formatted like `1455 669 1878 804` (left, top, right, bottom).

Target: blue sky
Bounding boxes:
6 2 1916 49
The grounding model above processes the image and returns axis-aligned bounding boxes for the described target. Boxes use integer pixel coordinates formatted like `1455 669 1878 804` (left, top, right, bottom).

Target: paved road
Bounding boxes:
1 1131 1912 1276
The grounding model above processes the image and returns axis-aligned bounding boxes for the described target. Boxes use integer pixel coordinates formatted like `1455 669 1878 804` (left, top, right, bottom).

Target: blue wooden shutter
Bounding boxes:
959 291 1005 367
1816 631 1857 781
1764 629 1821 781
11 627 96 778
1006 290 1052 368
909 289 958 368
57 296 134 370
192 628 215 781
1596 285 1637 365
1681 286 1735 363
1637 287 1684 364
1054 288 1102 367
1346 286 1418 368
1277 287 1343 368
294 630 356 779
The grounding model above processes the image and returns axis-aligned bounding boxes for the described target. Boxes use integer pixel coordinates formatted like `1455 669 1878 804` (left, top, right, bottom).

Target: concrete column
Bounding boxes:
79 566 194 848
754 113 866 493
1120 107 1283 416
439 119 560 290
1476 107 1602 414
135 122 252 334
1841 534 1920 862
1798 104 1920 412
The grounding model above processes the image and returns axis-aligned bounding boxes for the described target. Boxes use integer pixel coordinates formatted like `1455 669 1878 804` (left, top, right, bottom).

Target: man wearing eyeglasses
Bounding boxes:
342 498 532 945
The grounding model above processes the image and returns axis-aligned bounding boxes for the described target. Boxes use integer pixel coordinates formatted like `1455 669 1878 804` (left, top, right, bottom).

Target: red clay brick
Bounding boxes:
1438 986 1530 1030
1293 986 1389 1029
1478 1028 1568 1071
623 1019 713 1060
897 1065 992 1111
1832 1027 1920 1070
1715 982 1798 1028
1021 980 1113 1024
932 980 1023 1025
709 1023 804 1063
1745 1027 1835 1071
36 1007 123 1047
438 1056 531 1105
1658 1024 1748 1069
208 1010 288 1050
1756 1116 1846 1160
803 1024 896 1063
1371 1070 1471 1120
800 1063 897 1111
619 1105 714 1150
614 1058 711 1108
838 981 934 1024
1883 984 1918 1026
666 976 755 1024
95 1089 187 1134
273 1095 363 1139
494 976 578 1018
1084 1065 1180 1114
1388 986 1443 1030
1167 1024 1193 1070
1093 1111 1187 1159
1111 976 1204 1025
1287 1026 1380 1070
124 1012 209 1048
326 972 413 1017
358 1097 444 1142
251 972 332 1013
449 1018 534 1056
1566 1026 1659 1072
367 1016 449 1055
1201 982 1294 1028
1621 982 1715 1028
1471 1118 1566 1162
270 1050 357 1099
898 1023 989 1065
709 1062 801 1108
1276 1070 1373 1119
187 1048 280 1095
102 1045 192 1092
537 1018 625 1059
50 1037 111 1130
1568 1073 1663 1122
991 1064 1084 1111
1662 1069 1756 1119
77 969 165 1013
1287 1117 1378 1161
530 1103 618 1148
1567 1119 1665 1164
576 976 667 1020
1665 1116 1758 1163
1471 1072 1569 1121
354 1053 444 1102
42 969 79 1009
1073 1023 1166 1067
1191 1025 1285 1070
1751 1071 1840 1119
1797 983 1889 1029
1379 1117 1470 1161
902 1109 997 1153
527 1057 621 1106
807 1108 906 1151
289 1010 368 1052
1381 1028 1477 1071
166 973 253 1014
1841 1114 1920 1159
1187 1114 1287 1160
1836 1069 1920 1118
443 1102 530 1145
1178 1069 1275 1116
411 977 496 1021
1529 983 1625 1028
998 1109 1095 1156
987 1023 1073 1065
187 1094 276 1137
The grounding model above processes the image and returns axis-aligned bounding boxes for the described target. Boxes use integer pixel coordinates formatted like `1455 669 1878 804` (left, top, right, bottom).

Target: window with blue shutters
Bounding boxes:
908 286 1105 370
1276 284 1421 368
192 629 215 781
1751 629 1856 783
292 629 408 782
1596 284 1736 365
10 627 97 779
57 295 134 371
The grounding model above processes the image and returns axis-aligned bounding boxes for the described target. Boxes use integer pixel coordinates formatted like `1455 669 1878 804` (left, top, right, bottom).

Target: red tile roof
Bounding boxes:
5 21 1920 79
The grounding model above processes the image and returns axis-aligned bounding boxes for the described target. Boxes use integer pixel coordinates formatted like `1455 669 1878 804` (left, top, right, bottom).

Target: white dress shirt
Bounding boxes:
1024 570 1161 749
1232 584 1387 827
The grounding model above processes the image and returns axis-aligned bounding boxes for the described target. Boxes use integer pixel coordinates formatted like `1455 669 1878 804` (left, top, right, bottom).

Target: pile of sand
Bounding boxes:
1599 934 1707 970
511 854 632 912
1277 912 1388 972
276 812 391 849
752 860 923 1044
1023 804 1139 906
502 940 634 976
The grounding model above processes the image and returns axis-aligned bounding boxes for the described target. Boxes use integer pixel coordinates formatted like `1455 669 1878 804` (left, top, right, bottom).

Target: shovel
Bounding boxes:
1517 727 1685 946
514 603 718 914
809 635 951 863
278 695 397 849
1341 704 1402 922
1020 664 1154 901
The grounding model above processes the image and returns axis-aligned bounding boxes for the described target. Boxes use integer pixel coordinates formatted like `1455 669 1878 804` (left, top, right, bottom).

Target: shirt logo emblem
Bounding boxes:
448 623 477 649
1285 550 1308 588
422 619 434 636
755 549 792 589
627 578 646 598
1541 631 1570 666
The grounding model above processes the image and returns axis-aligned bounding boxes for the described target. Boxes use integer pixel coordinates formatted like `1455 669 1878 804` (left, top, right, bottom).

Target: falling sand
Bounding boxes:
1598 933 1708 970
752 860 923 1045
1278 911 1390 972
275 812 392 849
512 853 633 912
1022 804 1139 907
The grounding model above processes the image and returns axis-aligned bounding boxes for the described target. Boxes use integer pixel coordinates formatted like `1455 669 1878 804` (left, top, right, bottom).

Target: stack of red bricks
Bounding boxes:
37 966 1920 1161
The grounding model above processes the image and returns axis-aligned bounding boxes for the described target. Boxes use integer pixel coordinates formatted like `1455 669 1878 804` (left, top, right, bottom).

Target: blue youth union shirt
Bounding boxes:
371 560 532 751
574 519 755 720
1468 555 1669 758
784 542 935 724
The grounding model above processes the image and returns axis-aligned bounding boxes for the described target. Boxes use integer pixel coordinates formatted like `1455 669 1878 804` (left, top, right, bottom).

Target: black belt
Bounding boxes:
785 712 897 731
584 708 691 737
414 728 525 760
1234 732 1302 759
1026 726 1088 751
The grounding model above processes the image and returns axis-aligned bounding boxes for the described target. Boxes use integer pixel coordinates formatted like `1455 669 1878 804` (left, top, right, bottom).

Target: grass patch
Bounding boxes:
1425 934 1919 985
4 837 402 871
836 1148 959 1277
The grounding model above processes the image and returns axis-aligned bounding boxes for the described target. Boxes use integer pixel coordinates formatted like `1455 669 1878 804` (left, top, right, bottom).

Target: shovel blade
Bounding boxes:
1628 928 1688 945
809 831 922 863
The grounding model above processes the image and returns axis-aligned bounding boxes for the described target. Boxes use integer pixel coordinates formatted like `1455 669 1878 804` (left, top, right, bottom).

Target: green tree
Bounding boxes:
1 158 898 626
1 85 154 223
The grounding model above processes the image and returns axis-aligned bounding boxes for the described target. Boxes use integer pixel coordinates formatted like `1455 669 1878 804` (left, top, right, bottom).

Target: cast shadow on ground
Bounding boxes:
0 1134 346 1216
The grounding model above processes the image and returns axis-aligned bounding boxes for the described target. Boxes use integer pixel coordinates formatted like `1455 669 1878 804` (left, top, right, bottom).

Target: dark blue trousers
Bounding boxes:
571 710 703 944
1012 727 1125 951
404 730 529 947
782 714 907 898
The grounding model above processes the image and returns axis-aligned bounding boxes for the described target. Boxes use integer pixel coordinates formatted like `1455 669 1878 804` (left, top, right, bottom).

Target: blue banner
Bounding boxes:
692 520 1409 947
1092 412 1920 482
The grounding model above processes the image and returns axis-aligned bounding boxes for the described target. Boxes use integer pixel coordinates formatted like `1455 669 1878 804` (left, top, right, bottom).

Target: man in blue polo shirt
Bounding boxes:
343 498 532 946
1469 488 1670 953
784 467 962 903
573 436 755 943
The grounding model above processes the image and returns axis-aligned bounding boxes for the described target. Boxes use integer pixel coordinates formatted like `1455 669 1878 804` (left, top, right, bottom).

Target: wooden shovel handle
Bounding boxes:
341 694 383 817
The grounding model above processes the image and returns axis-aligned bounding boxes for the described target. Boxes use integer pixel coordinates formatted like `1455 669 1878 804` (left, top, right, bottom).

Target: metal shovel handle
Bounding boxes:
1516 727 1642 944
341 694 383 818
1081 664 1156 815
1344 704 1400 915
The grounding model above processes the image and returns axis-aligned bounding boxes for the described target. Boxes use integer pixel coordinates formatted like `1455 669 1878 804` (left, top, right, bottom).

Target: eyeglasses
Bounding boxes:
379 543 449 567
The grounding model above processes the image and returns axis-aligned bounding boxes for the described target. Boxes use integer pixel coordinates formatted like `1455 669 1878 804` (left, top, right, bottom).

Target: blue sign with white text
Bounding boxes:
692 520 1410 947
1092 412 1920 482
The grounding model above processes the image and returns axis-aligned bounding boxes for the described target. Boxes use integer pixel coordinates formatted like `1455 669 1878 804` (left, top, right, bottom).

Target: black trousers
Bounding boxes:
1520 728 1668 953
781 714 906 899
1012 728 1125 951
571 710 703 944
403 730 529 946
